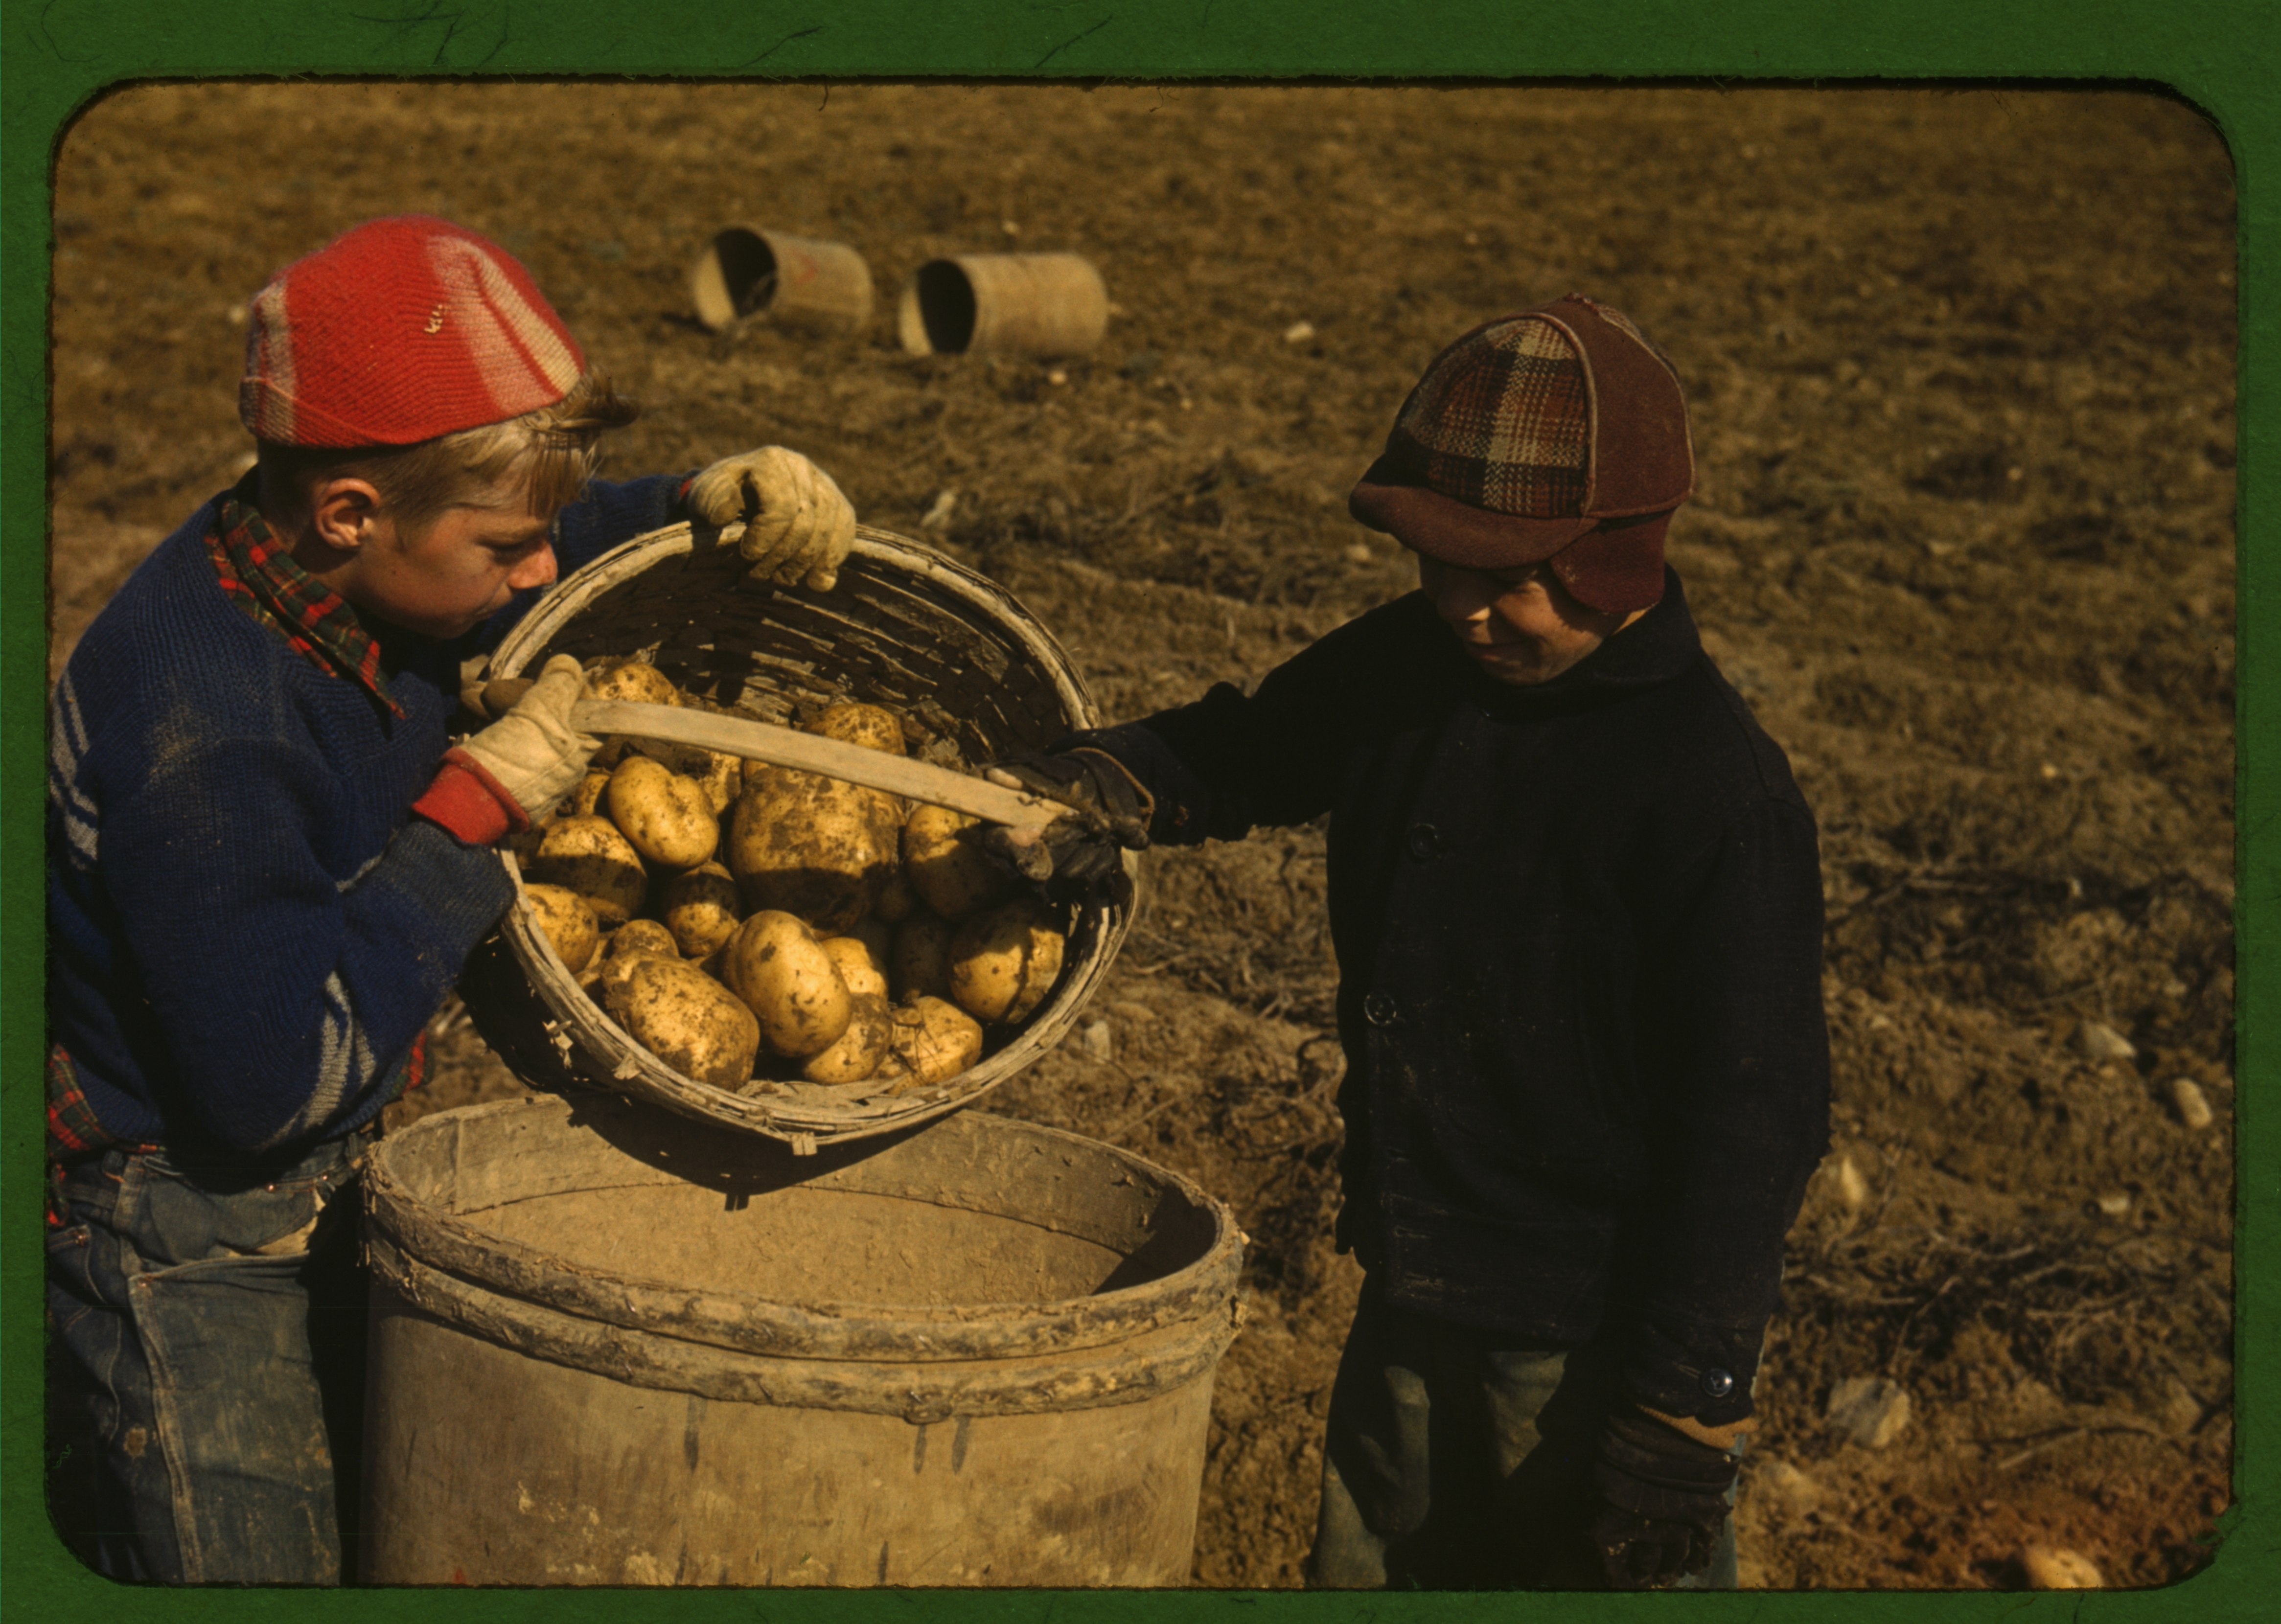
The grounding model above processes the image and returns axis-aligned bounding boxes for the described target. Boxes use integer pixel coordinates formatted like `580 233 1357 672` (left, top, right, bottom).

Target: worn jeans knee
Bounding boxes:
46 1129 374 1585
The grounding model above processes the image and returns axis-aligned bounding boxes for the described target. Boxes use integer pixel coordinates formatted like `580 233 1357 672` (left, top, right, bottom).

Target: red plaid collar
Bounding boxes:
207 472 406 718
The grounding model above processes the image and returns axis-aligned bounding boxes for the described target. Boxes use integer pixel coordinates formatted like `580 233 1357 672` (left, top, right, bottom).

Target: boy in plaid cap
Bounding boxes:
997 296 1831 1589
46 216 858 1584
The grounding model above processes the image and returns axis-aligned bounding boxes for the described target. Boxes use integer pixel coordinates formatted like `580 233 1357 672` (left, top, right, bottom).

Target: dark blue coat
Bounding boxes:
1070 572 1831 1424
46 475 684 1158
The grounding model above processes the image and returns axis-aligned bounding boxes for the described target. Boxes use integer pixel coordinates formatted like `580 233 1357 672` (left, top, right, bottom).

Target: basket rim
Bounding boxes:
475 521 1135 1148
488 520 1100 735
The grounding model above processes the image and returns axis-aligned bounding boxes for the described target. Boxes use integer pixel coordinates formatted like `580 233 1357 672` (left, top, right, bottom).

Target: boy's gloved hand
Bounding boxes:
978 748 1152 893
689 446 857 592
455 655 601 818
1583 1408 1738 1589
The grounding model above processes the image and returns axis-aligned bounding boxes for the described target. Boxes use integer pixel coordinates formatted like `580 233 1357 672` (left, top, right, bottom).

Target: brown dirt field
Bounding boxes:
48 81 2235 1591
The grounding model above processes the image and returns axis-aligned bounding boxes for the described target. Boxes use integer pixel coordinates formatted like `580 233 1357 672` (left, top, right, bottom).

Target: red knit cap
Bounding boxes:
239 216 585 448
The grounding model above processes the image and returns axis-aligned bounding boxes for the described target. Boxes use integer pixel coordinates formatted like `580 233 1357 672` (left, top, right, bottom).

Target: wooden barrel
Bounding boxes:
361 1096 1244 1586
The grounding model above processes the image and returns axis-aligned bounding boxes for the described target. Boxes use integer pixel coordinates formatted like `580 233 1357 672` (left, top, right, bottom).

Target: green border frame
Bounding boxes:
3 0 2270 1616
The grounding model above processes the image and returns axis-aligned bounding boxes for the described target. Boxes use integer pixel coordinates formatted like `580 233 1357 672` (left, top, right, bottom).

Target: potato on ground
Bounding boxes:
801 993 893 1085
891 914 957 1002
606 755 719 869
888 996 986 1086
949 898 1067 1025
662 862 743 959
723 911 854 1058
603 955 761 1090
903 803 1013 921
728 766 901 934
526 816 647 926
812 702 906 755
522 884 600 973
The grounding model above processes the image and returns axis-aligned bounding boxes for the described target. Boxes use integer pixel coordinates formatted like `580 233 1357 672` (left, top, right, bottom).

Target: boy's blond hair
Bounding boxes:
257 369 639 534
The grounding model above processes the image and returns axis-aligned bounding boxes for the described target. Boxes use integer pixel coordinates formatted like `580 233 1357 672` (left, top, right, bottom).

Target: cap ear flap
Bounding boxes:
1548 511 1674 614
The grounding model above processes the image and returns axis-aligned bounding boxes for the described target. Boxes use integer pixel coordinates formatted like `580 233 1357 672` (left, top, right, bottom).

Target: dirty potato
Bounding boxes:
728 766 901 934
948 897 1067 1025
823 933 890 1001
873 865 919 923
583 661 685 771
903 803 1012 921
594 920 679 1004
888 996 986 1086
801 992 893 1085
582 659 682 707
609 918 681 960
847 916 894 974
604 956 761 1090
723 910 854 1058
526 815 648 927
522 883 600 974
607 755 719 869
890 914 957 1002
569 768 612 818
692 748 741 816
661 862 743 959
812 702 907 755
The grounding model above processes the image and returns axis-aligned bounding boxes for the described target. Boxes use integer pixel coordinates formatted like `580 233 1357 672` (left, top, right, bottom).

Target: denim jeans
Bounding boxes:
1305 1281 1741 1590
45 1125 376 1584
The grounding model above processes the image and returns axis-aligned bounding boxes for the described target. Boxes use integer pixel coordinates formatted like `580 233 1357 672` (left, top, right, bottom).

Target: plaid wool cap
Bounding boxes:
240 215 584 448
1350 295 1695 613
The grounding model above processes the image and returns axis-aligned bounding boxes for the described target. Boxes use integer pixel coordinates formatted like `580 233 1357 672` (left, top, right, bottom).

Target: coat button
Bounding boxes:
1700 1368 1736 1400
1406 823 1440 860
1364 992 1398 1027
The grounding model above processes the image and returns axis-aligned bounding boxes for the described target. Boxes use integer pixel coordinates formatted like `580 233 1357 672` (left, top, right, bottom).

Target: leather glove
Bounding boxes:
688 446 857 592
978 748 1152 895
454 655 600 818
1584 1408 1738 1589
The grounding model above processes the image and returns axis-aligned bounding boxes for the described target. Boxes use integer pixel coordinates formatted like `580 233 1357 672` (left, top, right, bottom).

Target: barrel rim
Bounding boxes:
476 521 1137 1147
364 1096 1246 1369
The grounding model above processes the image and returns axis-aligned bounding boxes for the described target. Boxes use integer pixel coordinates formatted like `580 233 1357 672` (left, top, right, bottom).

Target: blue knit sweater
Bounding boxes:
46 475 685 1156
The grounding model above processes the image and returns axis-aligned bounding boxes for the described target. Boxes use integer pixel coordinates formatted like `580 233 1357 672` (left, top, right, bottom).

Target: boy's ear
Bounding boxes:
308 477 387 554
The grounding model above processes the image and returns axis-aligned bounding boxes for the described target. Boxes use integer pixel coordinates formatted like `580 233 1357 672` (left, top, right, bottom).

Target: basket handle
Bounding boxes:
481 682 1061 829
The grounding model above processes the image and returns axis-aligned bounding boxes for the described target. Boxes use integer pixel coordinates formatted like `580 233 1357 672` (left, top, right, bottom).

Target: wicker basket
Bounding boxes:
456 520 1135 1153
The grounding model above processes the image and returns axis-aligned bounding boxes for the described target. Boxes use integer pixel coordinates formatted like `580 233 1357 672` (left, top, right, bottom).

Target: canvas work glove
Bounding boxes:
1583 1408 1738 1589
689 445 858 592
454 655 601 819
978 748 1152 895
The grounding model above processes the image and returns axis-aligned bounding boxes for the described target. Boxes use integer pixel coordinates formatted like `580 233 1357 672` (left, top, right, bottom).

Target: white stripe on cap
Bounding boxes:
426 234 580 418
244 277 297 442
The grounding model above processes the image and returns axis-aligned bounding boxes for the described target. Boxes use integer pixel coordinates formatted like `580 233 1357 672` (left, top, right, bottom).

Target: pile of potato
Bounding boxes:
513 659 1069 1099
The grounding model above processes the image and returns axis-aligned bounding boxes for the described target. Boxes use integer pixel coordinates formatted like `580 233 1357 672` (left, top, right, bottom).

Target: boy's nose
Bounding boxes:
506 543 558 591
